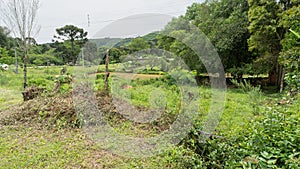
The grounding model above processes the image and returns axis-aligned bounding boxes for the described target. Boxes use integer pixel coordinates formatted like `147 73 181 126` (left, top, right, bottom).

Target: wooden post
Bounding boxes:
104 49 110 91
280 66 285 93
14 48 18 74
82 48 85 67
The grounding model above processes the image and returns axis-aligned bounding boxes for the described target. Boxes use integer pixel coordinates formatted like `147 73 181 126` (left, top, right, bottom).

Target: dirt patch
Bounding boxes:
120 84 133 89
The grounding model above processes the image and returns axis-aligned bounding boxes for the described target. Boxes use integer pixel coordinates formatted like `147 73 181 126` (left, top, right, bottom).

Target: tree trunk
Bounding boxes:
268 62 284 91
268 68 278 86
104 49 110 91
14 48 18 74
71 39 75 65
23 46 28 89
280 67 285 93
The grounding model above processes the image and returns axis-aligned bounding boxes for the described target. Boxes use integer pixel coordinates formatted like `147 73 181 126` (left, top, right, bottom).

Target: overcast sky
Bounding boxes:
31 0 202 43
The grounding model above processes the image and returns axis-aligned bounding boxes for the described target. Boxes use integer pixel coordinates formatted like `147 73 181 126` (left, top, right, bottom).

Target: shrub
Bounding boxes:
0 56 15 65
96 74 105 80
238 103 300 168
28 78 49 88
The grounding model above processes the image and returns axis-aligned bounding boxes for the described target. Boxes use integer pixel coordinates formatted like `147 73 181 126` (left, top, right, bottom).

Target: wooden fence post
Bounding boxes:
104 49 110 91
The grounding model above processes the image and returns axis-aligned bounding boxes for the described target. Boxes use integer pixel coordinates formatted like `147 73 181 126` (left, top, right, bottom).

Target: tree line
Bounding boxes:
158 0 299 92
0 0 299 92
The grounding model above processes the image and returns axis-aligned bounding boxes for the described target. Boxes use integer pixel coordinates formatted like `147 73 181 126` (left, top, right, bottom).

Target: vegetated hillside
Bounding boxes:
111 32 159 48
89 38 123 48
141 31 159 46
113 38 134 48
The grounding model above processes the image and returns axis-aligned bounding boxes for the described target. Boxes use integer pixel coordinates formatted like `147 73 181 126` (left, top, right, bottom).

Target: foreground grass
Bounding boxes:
0 126 90 168
0 124 203 168
0 89 267 168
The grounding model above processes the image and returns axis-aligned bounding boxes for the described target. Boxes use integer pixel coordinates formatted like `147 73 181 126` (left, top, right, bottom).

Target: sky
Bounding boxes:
33 0 202 43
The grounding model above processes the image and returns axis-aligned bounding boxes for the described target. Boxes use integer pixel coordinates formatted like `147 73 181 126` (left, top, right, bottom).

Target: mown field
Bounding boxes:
0 65 299 168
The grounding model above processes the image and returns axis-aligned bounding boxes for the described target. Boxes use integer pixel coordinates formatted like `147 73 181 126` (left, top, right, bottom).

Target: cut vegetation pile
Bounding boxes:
0 92 77 129
0 88 173 134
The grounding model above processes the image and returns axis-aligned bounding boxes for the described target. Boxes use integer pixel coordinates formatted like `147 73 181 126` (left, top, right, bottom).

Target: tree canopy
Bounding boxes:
157 0 255 78
53 25 88 65
279 2 300 93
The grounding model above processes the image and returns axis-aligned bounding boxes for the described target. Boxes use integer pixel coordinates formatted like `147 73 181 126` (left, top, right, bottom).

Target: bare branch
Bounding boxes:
0 0 40 90
1 0 40 42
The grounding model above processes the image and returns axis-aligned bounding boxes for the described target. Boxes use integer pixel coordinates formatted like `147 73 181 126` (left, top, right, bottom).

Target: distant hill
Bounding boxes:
113 31 160 48
142 31 159 47
67 31 160 49
89 38 123 48
142 31 159 42
113 38 134 48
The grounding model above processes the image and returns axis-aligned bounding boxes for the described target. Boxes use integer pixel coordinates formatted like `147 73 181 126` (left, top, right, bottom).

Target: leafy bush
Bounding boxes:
231 79 261 93
28 78 49 88
238 102 300 168
182 94 300 168
0 56 15 65
229 64 254 79
29 53 63 66
96 74 105 80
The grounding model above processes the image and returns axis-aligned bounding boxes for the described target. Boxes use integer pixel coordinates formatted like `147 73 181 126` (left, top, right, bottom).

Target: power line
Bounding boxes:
36 1 199 42
39 0 195 29
87 14 90 27
41 10 186 29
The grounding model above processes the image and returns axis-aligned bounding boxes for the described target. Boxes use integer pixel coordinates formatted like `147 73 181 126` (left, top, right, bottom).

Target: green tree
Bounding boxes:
29 48 63 66
157 17 205 75
197 0 254 76
127 37 150 52
108 47 124 63
53 25 88 65
247 0 294 87
279 3 300 93
0 47 14 65
0 27 16 65
159 0 254 77
0 26 10 48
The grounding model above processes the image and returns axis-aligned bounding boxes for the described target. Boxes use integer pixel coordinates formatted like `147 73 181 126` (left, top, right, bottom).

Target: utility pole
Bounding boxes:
104 49 110 91
82 48 85 67
14 48 18 74
87 14 90 27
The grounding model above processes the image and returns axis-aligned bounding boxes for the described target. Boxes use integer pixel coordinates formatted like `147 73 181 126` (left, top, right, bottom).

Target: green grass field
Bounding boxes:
0 66 298 168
